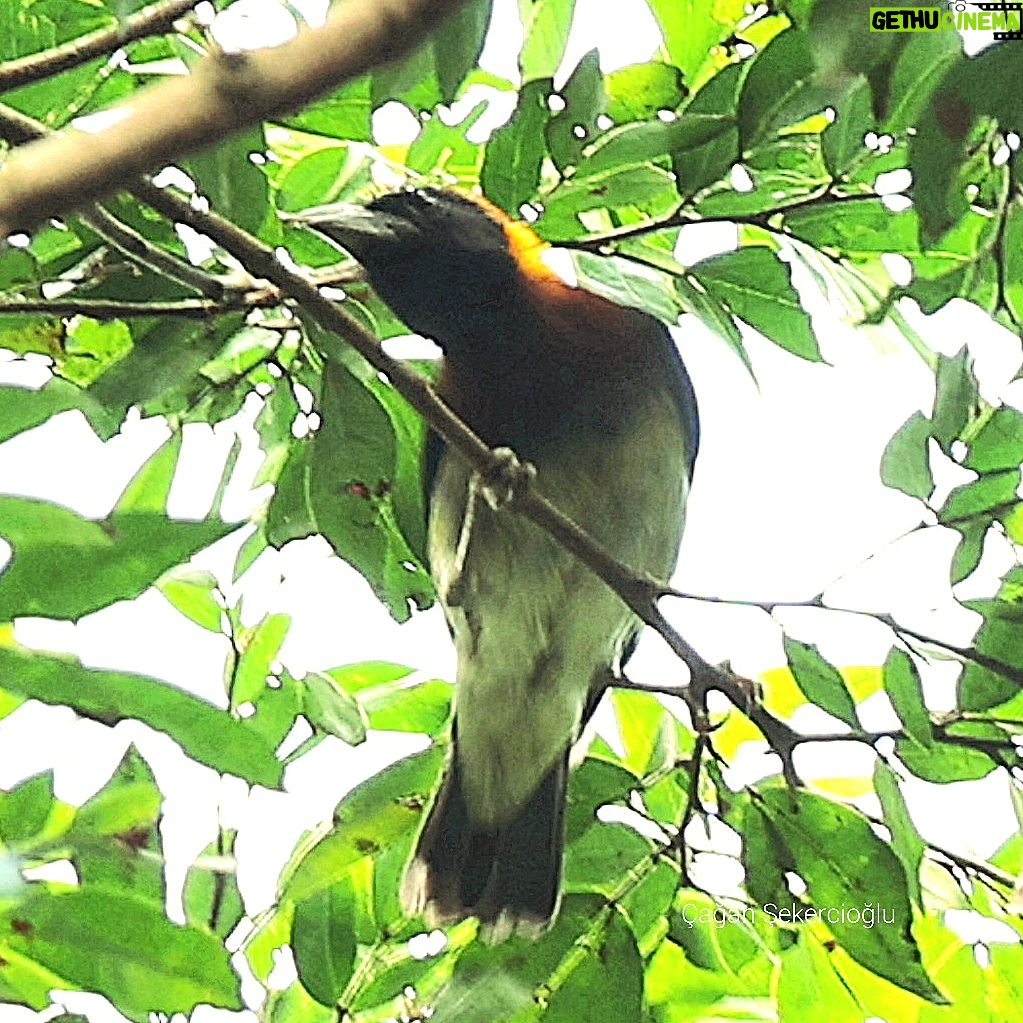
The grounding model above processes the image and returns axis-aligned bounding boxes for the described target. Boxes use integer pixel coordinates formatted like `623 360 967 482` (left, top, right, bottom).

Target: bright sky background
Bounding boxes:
1 0 1022 1018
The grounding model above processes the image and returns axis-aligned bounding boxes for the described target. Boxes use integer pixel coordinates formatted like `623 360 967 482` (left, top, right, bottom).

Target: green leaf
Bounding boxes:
281 747 443 903
431 894 604 1020
896 736 996 783
564 757 639 844
1003 195 1023 328
742 794 794 909
406 97 487 187
87 316 244 422
185 127 273 240
266 357 433 623
931 348 978 453
0 378 118 444
697 133 832 219
669 889 761 974
673 61 744 199
883 648 933 748
157 568 224 633
276 79 372 142
692 247 821 361
910 43 1018 245
277 147 367 218
184 831 244 938
0 433 239 621
246 671 303 750
243 901 293 984
783 637 860 727
233 613 291 707
0 888 242 1021
777 931 864 1022
939 470 1020 524
68 746 165 900
302 671 368 745
738 29 818 149
540 164 680 239
822 74 873 177
518 0 577 81
883 28 962 135
432 0 493 102
786 197 919 257
292 877 358 1006
618 859 679 950
0 772 55 845
547 49 605 170
611 689 670 775
644 0 747 81
880 411 935 501
964 407 1023 473
544 908 643 1022
957 664 1018 715
756 787 944 1003
481 77 552 213
605 62 687 123
357 677 452 736
873 760 925 910
563 823 652 891
575 112 735 180
675 272 753 375
60 317 133 387
950 519 988 585
367 1 491 112
571 250 682 326
0 645 284 789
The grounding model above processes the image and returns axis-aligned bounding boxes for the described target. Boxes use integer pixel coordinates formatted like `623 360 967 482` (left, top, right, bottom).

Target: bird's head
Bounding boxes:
285 187 544 350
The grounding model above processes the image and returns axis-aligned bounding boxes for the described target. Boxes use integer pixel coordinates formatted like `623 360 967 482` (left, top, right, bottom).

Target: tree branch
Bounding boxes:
558 188 873 252
0 0 471 234
0 0 199 92
0 293 267 320
79 202 229 299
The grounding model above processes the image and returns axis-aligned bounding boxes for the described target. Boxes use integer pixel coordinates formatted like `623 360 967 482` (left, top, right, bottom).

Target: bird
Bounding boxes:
288 187 699 939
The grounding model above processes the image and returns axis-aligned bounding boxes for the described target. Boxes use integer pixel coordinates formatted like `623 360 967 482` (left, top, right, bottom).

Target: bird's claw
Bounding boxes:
477 446 536 510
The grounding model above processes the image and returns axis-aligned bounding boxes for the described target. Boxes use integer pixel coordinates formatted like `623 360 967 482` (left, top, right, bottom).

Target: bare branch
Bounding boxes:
80 203 228 299
0 292 268 320
0 0 199 92
0 0 471 234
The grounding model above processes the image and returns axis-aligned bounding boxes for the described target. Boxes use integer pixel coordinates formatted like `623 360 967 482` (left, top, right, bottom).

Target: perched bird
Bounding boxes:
291 187 699 938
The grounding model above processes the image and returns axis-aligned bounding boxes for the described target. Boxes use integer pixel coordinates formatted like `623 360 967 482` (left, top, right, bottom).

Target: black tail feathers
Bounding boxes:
401 747 568 941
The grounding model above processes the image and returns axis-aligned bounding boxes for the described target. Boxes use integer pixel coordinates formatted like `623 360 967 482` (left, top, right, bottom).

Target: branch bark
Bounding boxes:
0 0 199 92
0 0 469 234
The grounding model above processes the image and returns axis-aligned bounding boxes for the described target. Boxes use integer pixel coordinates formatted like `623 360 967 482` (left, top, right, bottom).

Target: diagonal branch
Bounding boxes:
0 0 471 235
0 102 744 750
0 0 199 92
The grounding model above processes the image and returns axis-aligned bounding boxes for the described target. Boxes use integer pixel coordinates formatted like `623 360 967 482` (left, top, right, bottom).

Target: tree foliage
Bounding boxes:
0 0 1022 1020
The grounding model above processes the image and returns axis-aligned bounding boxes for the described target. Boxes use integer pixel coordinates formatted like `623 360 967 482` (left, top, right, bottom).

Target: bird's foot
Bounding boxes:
477 446 536 510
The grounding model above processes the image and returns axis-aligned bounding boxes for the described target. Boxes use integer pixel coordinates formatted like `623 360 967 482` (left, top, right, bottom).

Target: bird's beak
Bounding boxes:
280 203 403 258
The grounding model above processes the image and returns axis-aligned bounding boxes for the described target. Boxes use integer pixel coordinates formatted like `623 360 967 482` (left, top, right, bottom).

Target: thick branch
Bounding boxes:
0 0 469 234
0 0 199 92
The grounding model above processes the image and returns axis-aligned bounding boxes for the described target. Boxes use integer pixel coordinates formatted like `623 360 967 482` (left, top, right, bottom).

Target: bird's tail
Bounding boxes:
401 745 568 940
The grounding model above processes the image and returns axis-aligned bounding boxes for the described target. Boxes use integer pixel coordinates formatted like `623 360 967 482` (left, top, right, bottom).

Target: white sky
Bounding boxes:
1 0 1022 1018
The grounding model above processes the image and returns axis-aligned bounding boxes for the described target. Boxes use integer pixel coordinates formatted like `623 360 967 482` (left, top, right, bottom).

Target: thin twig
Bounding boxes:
560 188 872 252
80 203 228 299
0 293 267 319
862 809 1015 890
0 0 199 92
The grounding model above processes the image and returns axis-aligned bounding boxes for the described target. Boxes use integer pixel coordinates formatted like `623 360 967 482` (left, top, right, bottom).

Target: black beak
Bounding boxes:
281 203 403 260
